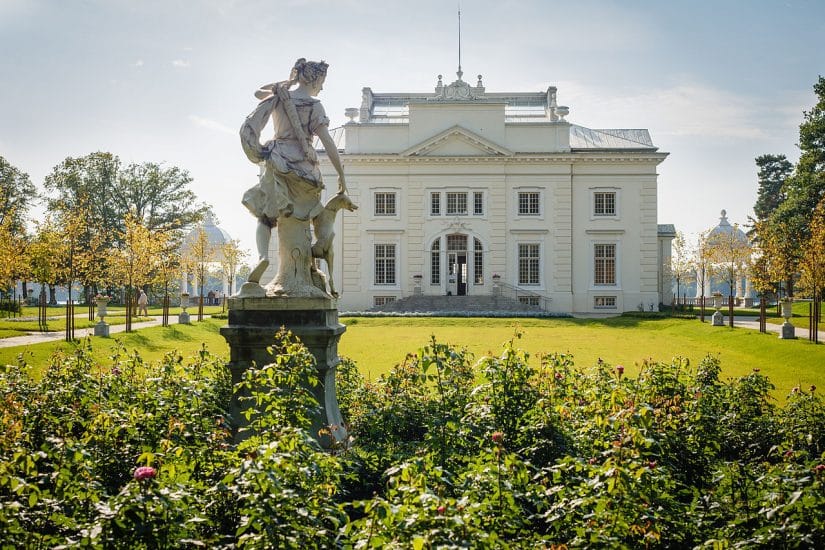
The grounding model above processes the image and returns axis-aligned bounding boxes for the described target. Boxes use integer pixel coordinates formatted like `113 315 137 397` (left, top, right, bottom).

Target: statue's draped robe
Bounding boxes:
240 89 330 297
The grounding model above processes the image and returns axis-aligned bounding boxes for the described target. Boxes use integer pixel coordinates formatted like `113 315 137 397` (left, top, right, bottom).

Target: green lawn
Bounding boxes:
1 315 822 401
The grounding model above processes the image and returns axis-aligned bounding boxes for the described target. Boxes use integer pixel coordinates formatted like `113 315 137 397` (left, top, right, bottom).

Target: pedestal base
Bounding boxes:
94 321 109 337
220 296 347 448
712 310 725 326
178 311 190 324
780 321 796 339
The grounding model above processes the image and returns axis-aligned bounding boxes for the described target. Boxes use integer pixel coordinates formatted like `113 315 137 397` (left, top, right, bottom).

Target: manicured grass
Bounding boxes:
1 318 229 376
337 316 825 400
2 315 822 401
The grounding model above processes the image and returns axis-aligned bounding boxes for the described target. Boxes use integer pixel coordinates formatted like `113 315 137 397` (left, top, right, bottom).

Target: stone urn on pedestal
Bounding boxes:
412 274 423 295
711 292 725 326
492 274 502 296
94 295 110 337
780 298 795 339
179 292 191 324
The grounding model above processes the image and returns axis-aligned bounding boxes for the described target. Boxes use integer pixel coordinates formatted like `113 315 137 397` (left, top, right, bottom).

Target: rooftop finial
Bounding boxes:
457 2 463 81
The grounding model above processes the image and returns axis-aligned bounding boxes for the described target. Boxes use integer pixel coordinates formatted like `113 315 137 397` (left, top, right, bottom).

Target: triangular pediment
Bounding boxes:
401 125 513 157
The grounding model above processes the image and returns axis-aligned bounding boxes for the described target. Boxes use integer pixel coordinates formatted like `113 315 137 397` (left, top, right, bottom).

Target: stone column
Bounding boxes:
220 296 347 448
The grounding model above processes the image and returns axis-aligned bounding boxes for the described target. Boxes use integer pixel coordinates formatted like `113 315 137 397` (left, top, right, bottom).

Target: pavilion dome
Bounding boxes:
708 209 749 245
182 214 233 259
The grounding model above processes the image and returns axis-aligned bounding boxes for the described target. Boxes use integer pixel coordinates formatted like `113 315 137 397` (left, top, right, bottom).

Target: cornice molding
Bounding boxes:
336 152 668 165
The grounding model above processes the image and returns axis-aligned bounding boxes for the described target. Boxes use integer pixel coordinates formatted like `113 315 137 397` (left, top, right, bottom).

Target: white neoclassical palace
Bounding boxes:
267 71 674 313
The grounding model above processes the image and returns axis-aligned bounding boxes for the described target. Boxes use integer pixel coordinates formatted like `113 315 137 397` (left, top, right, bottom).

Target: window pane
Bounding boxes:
446 192 467 215
518 243 540 285
473 192 483 215
431 192 441 216
447 234 467 251
431 239 440 285
594 192 616 216
518 192 539 215
375 244 396 284
375 192 396 216
594 244 616 285
474 238 483 284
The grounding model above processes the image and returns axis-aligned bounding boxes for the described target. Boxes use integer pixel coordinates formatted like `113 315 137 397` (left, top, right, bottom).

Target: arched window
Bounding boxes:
430 238 441 285
474 238 484 284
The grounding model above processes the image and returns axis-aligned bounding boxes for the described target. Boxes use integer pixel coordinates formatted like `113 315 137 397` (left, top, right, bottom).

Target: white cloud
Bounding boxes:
172 59 190 68
134 59 144 67
188 115 234 135
545 79 803 142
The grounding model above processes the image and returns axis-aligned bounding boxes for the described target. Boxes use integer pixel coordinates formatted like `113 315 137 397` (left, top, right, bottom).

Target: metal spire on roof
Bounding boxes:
457 2 463 81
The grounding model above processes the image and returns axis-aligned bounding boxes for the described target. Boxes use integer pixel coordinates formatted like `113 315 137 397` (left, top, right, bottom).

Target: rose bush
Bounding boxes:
1 332 824 547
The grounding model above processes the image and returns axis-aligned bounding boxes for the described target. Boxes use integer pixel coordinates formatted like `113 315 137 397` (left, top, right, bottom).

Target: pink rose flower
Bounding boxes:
133 466 157 481
491 431 504 445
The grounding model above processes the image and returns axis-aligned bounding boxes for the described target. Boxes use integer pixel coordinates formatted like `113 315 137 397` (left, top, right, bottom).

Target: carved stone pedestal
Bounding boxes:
178 311 190 324
712 310 725 326
94 321 109 337
220 296 347 448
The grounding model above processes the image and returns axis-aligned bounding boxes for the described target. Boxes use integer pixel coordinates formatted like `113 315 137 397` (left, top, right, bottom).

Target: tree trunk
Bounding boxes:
49 284 57 305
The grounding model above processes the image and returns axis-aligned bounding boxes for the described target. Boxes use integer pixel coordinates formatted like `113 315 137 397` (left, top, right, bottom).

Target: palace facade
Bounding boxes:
269 72 674 313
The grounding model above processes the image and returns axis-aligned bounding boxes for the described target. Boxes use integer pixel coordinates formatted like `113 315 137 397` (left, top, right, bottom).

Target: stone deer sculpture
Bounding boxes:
311 192 358 297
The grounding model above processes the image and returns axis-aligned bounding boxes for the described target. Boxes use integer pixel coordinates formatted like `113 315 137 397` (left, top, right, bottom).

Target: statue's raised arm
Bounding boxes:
237 58 356 299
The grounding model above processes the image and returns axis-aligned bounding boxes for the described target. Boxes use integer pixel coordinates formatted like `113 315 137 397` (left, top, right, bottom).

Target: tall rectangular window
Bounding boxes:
473 192 484 215
430 239 441 285
374 192 396 216
375 244 396 285
473 238 484 284
518 192 540 216
518 243 540 285
430 192 441 216
446 192 467 215
594 244 616 285
594 192 616 216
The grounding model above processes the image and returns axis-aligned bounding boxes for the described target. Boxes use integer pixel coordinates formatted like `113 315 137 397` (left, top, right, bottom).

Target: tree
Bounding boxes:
798 199 825 299
708 224 751 326
151 230 182 327
693 231 713 322
109 213 163 331
219 239 247 299
753 154 793 221
114 162 208 232
28 217 66 306
0 156 36 234
0 211 28 295
184 226 214 322
670 232 694 308
754 217 801 298
43 153 208 243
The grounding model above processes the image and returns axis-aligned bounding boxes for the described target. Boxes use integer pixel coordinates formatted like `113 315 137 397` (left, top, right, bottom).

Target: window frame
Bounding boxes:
517 191 541 217
374 191 397 217
374 243 397 286
517 243 541 286
593 242 617 287
446 192 468 216
590 187 621 220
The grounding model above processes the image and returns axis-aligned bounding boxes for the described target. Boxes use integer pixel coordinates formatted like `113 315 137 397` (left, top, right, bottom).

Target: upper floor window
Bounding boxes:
374 192 396 216
518 192 540 216
594 243 616 285
446 192 468 215
430 192 441 216
594 192 616 217
473 192 484 216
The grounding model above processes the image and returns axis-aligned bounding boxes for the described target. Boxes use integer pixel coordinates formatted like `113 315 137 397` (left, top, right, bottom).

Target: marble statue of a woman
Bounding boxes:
239 58 348 298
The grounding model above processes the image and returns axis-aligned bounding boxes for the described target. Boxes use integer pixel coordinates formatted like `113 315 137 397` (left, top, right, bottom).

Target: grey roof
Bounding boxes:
317 124 658 153
658 224 677 237
570 125 655 150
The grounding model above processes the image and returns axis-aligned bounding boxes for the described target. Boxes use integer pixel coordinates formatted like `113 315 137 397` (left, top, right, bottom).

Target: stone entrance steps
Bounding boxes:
370 294 543 313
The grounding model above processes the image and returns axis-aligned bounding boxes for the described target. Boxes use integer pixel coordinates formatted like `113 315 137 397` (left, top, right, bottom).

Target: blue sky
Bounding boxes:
1 0 823 258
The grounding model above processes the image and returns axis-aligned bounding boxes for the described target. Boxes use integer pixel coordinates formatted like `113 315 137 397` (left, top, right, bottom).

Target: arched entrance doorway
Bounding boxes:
447 234 468 296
